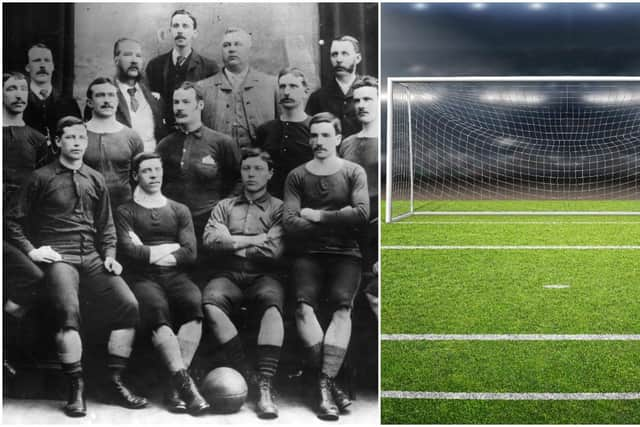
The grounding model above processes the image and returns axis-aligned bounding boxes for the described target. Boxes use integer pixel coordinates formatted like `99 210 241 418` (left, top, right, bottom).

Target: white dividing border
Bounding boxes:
381 334 640 341
391 221 640 225
384 76 640 222
382 245 640 250
381 391 640 400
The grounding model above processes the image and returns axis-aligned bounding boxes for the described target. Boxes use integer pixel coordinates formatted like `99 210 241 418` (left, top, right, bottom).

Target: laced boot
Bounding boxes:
256 374 278 419
164 382 187 413
108 370 148 409
331 380 352 412
64 374 87 417
172 369 210 415
317 373 339 421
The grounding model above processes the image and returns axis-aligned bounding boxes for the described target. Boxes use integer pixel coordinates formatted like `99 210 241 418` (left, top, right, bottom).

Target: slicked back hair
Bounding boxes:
331 35 361 54
113 37 141 57
54 116 85 139
131 152 162 175
86 76 117 99
171 9 197 29
309 112 342 136
3 71 27 85
26 42 52 63
175 81 204 101
277 67 308 88
352 75 378 92
241 147 274 171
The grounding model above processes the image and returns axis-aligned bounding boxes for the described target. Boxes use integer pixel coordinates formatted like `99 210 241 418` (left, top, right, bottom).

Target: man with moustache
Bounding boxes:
156 81 241 245
23 43 81 141
6 116 147 417
85 38 166 152
338 76 379 318
83 77 144 211
254 68 313 199
283 113 369 420
3 72 49 373
199 27 278 149
306 36 363 138
146 9 218 125
202 148 285 419
115 152 209 415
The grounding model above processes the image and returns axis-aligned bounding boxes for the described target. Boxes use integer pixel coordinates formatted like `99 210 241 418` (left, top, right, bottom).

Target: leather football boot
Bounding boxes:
331 380 352 413
172 369 210 415
108 371 148 409
64 375 87 417
317 373 339 421
256 374 278 419
164 384 188 413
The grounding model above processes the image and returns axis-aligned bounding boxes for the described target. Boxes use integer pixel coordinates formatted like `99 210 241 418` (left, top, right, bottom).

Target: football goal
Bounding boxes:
385 77 640 222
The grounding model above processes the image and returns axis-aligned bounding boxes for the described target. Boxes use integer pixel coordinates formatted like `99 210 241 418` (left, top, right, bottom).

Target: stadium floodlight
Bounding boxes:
385 77 640 222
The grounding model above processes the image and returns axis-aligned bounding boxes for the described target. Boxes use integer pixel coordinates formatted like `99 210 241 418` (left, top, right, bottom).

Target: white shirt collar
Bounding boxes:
172 48 193 66
335 73 357 95
133 187 167 209
30 81 52 99
118 80 140 94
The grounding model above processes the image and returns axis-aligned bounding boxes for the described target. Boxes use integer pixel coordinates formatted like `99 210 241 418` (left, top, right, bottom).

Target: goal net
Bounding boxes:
385 77 640 222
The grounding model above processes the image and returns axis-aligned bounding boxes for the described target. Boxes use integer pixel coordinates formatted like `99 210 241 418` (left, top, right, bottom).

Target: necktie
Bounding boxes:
127 87 139 112
176 55 186 67
39 89 48 100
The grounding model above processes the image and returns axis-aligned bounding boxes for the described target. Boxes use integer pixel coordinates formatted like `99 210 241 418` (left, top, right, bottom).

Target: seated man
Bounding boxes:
6 116 147 417
283 112 369 421
202 148 285 419
114 152 209 414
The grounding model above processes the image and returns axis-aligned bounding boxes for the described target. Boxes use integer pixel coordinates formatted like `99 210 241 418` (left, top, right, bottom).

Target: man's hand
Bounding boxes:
300 208 322 223
128 231 143 246
149 243 180 264
28 246 62 263
154 254 177 267
372 261 379 275
104 257 123 275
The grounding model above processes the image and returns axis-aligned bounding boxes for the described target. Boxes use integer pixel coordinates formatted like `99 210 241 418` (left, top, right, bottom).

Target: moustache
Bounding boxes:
279 98 295 104
127 65 140 71
100 103 114 109
36 70 49 75
175 112 187 118
175 36 186 41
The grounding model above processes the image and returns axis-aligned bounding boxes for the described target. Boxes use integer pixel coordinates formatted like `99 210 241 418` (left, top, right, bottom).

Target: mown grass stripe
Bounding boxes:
383 245 640 250
381 334 640 341
381 391 640 400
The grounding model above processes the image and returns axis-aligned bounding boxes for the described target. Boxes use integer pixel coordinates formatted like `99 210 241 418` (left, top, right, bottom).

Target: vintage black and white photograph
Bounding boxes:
2 2 379 423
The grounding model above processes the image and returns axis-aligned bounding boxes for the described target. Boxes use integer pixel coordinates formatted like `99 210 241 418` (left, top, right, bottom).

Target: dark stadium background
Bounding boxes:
381 2 640 182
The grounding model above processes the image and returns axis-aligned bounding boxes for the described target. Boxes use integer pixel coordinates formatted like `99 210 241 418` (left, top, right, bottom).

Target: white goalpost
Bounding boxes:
385 77 640 223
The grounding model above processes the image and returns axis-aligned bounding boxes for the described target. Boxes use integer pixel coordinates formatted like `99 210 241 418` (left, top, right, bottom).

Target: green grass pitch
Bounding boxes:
381 200 640 424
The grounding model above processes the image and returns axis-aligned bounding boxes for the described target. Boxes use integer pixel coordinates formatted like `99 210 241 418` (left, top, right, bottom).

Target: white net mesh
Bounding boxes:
386 79 640 220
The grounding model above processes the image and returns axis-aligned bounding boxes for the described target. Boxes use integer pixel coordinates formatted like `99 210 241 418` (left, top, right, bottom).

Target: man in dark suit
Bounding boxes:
306 36 363 139
23 43 81 142
85 38 167 151
146 9 218 125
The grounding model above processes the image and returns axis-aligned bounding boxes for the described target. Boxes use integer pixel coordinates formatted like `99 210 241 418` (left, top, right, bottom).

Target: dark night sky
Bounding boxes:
382 2 640 92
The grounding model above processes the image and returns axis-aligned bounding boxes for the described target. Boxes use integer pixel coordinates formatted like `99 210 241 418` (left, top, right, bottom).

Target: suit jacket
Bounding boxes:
84 80 168 143
146 50 218 123
199 68 278 147
23 87 81 139
306 75 362 138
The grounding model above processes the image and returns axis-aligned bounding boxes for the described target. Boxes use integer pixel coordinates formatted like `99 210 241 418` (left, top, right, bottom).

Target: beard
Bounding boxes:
118 66 141 82
333 62 356 75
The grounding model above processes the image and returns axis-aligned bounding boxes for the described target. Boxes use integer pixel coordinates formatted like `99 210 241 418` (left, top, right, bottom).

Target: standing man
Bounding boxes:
84 77 144 211
199 27 278 149
306 36 363 139
202 148 285 419
115 152 209 415
254 67 313 199
85 38 166 152
338 76 379 318
23 43 81 141
156 81 241 244
6 116 147 417
146 9 218 125
3 72 49 372
283 113 369 420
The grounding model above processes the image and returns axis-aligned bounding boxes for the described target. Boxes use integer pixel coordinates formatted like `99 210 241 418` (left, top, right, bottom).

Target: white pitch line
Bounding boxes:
544 284 570 289
381 391 640 400
381 334 640 341
382 245 640 250
394 221 640 225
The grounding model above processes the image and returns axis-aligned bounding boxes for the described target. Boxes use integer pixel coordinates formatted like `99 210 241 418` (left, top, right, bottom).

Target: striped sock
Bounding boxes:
321 344 347 378
256 345 281 378
62 361 83 377
106 354 129 370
